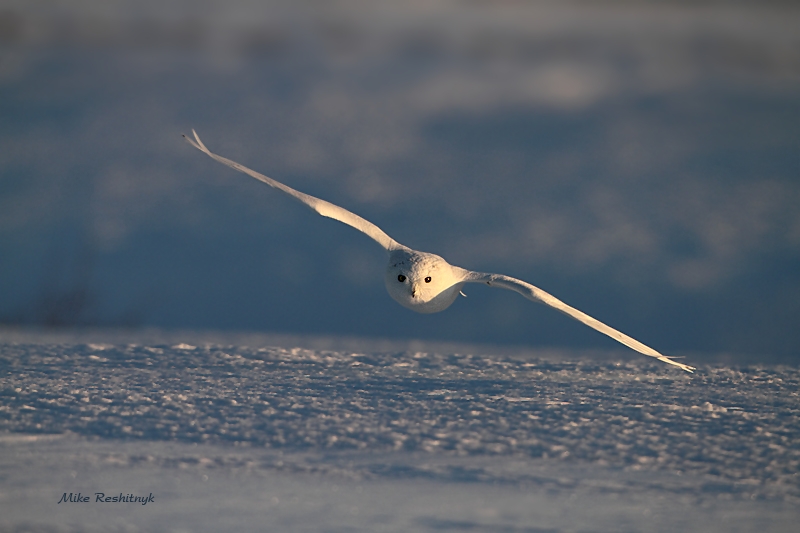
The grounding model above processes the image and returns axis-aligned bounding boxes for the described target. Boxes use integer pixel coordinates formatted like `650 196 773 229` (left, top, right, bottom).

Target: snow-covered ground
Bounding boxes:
1 329 797 532
3 3 798 529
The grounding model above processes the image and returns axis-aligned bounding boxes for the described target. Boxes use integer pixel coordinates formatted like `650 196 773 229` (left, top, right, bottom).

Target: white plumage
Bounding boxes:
184 130 694 372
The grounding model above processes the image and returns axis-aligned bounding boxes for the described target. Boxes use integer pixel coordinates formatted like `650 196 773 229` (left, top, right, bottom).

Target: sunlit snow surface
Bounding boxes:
1 333 798 532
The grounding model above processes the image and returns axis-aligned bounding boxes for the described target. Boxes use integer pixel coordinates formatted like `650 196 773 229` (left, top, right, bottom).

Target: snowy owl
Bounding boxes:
184 130 694 372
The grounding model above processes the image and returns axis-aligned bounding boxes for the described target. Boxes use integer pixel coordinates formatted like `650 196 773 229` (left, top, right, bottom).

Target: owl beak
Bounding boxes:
411 284 418 298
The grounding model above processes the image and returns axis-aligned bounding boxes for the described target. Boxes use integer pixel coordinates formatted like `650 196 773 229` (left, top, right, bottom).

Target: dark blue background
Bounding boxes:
1 1 799 360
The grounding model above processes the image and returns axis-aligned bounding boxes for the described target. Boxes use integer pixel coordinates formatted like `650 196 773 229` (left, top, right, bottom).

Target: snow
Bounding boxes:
1 331 798 531
2 3 798 529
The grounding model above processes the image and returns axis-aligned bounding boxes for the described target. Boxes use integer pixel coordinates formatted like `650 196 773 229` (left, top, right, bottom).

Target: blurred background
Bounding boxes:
1 0 798 360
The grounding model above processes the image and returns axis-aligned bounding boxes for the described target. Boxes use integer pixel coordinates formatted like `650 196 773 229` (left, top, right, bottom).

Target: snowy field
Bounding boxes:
1 329 798 532
3 3 799 530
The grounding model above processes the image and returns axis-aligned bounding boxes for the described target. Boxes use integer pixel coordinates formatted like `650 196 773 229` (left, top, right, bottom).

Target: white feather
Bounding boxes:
184 130 403 252
184 130 695 373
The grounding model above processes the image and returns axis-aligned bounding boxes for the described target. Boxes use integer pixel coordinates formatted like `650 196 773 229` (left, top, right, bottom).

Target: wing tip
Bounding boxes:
662 357 695 373
181 129 210 154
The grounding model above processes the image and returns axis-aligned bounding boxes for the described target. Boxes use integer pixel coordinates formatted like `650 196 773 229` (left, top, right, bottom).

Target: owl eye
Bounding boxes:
397 275 406 282
424 276 432 283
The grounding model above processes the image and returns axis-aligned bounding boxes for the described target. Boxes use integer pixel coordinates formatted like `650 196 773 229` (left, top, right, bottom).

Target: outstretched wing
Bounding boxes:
463 272 694 372
184 130 404 252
